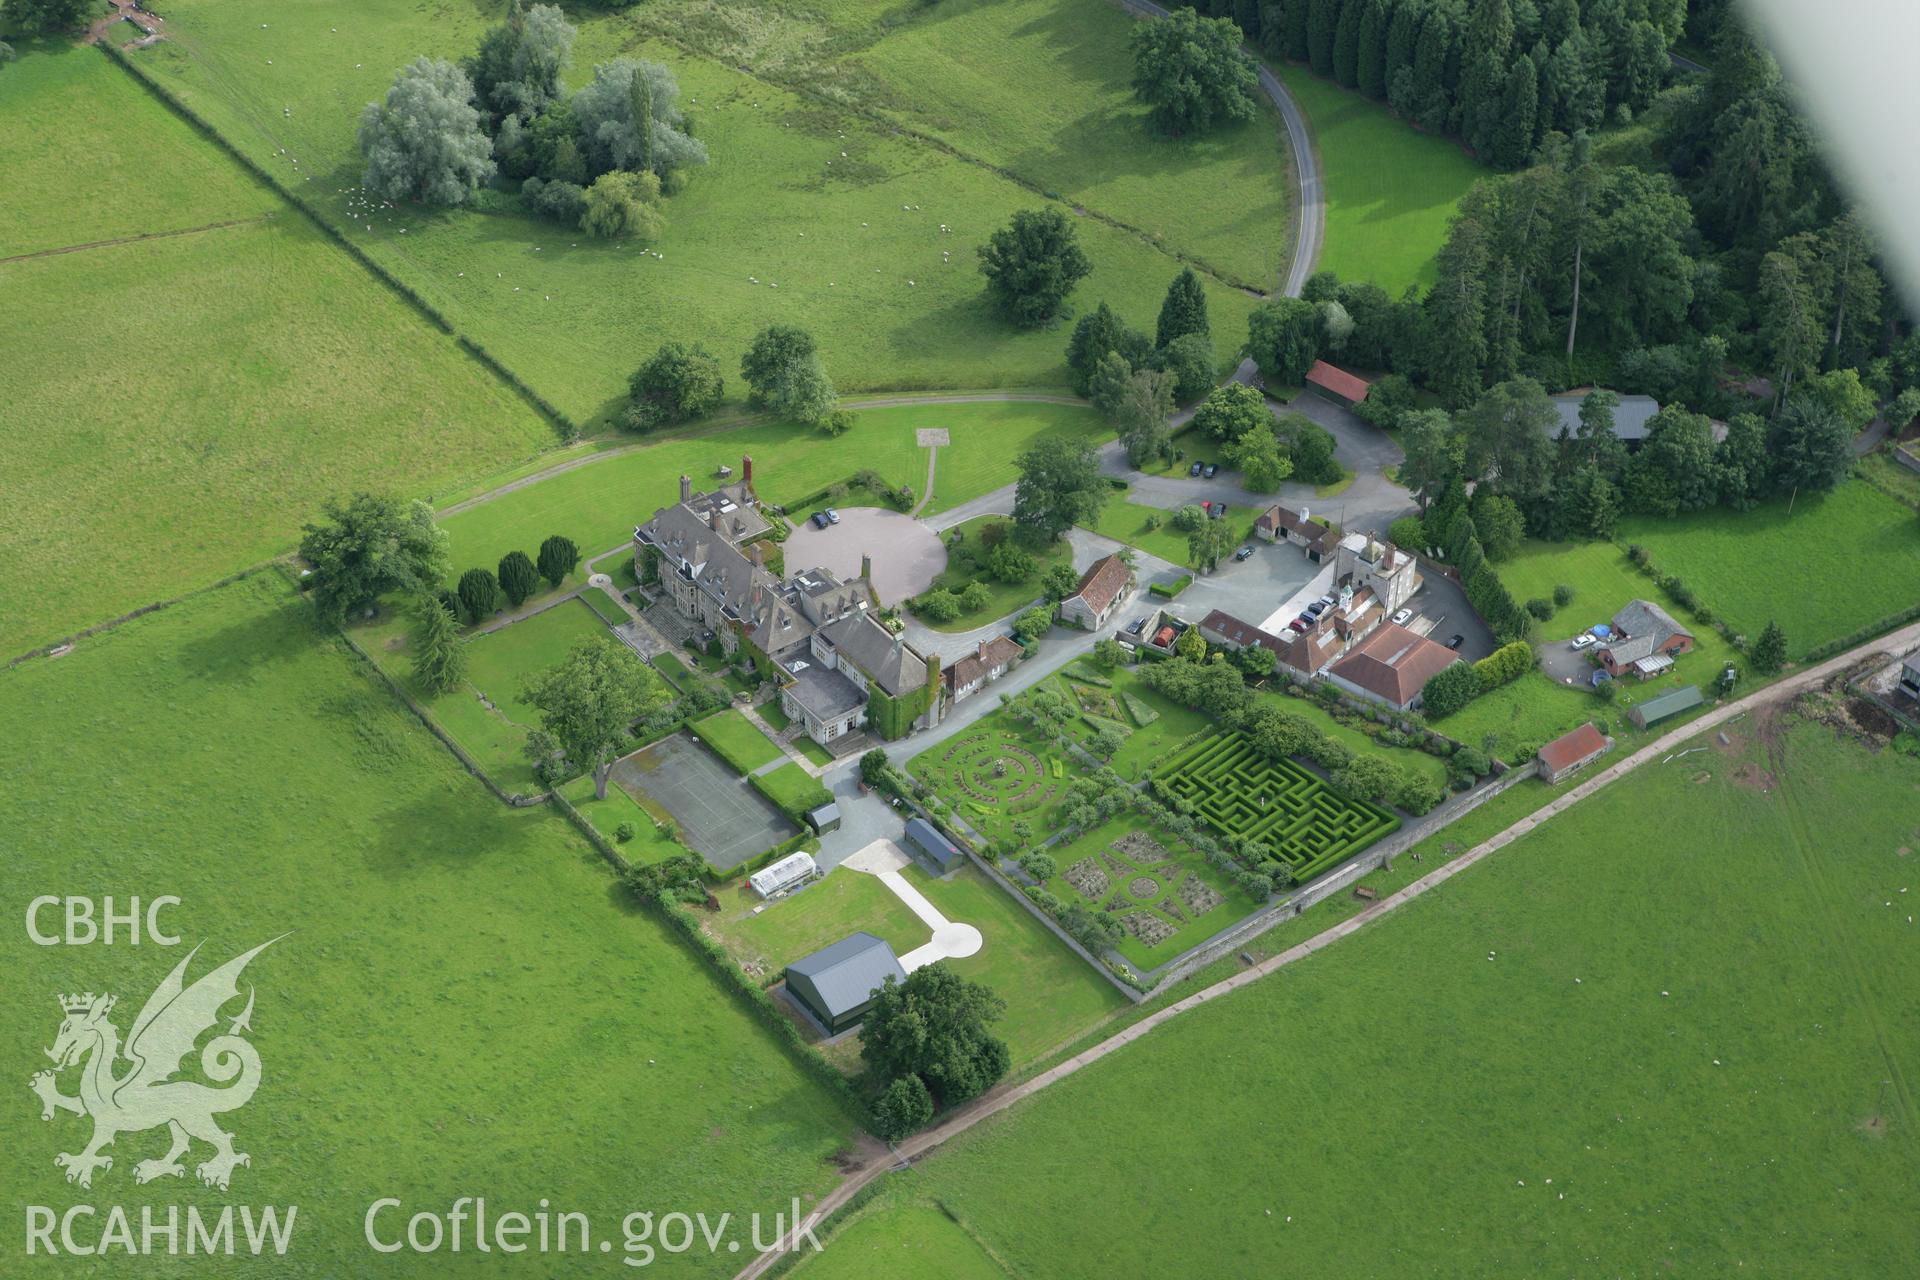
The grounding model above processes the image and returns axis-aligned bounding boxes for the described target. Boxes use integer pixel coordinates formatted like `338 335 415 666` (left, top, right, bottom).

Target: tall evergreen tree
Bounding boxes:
1383 3 1421 101
1308 0 1339 75
1332 0 1364 87
1155 268 1211 348
1280 0 1312 61
1491 54 1538 168
1457 0 1515 155
498 550 539 607
409 597 469 695
1355 0 1391 99
1425 202 1491 404
1408 9 1453 130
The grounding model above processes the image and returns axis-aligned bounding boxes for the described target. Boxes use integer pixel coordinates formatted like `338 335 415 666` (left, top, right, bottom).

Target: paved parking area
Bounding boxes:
611 732 795 870
1538 633 1601 687
783 507 946 603
1399 571 1496 662
1166 539 1324 632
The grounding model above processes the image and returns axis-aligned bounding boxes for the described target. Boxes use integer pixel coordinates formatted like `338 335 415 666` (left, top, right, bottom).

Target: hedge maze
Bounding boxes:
1158 732 1398 882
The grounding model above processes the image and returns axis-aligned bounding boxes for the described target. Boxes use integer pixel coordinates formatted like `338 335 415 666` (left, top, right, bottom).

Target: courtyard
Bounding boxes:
781 507 948 605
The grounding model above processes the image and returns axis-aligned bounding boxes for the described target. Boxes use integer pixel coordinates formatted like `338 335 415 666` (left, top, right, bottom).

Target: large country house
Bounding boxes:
1201 532 1423 684
635 460 940 744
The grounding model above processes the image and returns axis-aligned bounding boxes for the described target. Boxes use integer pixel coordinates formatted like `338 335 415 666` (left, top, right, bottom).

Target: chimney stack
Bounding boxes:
749 541 765 568
979 639 989 660
741 455 754 490
709 507 723 532
860 553 873 583
679 474 692 504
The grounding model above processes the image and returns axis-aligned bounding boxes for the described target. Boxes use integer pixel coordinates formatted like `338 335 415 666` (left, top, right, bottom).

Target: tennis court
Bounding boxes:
612 732 795 870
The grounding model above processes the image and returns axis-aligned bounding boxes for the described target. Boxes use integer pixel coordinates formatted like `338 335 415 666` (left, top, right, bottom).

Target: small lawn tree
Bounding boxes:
579 169 665 240
977 208 1091 328
1191 381 1270 442
537 534 579 587
497 550 539 607
1156 267 1210 347
300 492 450 623
860 964 1010 1108
458 567 501 621
1043 562 1083 602
1187 516 1237 573
523 637 669 798
408 596 468 695
741 325 837 427
1129 8 1259 137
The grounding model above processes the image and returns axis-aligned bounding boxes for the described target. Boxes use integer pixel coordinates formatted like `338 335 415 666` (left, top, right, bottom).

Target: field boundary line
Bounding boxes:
0 214 273 265
730 615 1920 1279
93 41 579 440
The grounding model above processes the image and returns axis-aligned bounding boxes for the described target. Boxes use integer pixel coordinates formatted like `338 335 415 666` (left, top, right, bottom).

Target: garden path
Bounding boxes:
841 839 984 971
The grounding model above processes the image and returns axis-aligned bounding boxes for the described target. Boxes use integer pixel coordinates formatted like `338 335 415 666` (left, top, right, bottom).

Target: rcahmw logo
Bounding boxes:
23 934 299 1258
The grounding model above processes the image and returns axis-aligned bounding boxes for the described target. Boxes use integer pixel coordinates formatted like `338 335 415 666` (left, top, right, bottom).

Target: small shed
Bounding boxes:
1304 360 1372 409
1628 685 1704 729
903 816 964 872
784 932 905 1034
1900 653 1920 696
805 802 841 835
750 850 817 899
1537 722 1613 783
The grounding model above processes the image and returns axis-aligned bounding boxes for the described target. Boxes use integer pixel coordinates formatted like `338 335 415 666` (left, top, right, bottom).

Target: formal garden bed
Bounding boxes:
1039 816 1251 969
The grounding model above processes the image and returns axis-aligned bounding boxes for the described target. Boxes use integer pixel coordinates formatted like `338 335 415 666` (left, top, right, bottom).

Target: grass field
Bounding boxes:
1618 482 1920 659
353 597 621 792
1275 66 1482 291
130 0 1264 423
0 574 858 1276
793 1182 1006 1279
868 712 1920 1276
1082 493 1254 566
0 45 554 660
438 401 1107 575
830 0 1294 288
707 869 929 977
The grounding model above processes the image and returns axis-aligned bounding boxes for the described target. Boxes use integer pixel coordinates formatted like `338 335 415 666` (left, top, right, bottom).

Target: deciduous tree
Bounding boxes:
1013 437 1107 543
1130 8 1259 136
523 637 669 798
300 493 450 623
977 209 1091 328
358 58 496 205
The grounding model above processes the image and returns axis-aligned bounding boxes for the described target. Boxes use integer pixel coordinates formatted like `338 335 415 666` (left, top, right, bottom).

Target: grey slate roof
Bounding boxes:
1603 598 1692 665
904 817 963 869
784 662 867 722
822 613 926 698
785 932 904 1019
1550 392 1662 441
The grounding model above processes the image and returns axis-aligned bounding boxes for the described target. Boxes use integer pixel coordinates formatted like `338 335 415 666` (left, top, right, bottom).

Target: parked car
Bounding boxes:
825 508 841 525
1445 633 1465 650
1188 461 1204 477
1233 546 1255 562
1306 600 1328 618
1390 607 1413 625
1570 632 1597 650
1202 462 1219 479
1316 594 1336 608
1210 503 1227 519
1127 617 1148 635
1287 618 1310 633
809 511 830 529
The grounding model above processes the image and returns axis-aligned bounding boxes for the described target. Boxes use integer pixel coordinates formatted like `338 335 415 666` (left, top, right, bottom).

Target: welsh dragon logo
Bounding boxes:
29 939 281 1191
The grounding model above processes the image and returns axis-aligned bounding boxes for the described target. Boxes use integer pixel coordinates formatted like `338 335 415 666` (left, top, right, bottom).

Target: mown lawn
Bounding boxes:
560 773 688 866
691 708 785 774
1618 482 1920 659
892 716 1920 1276
0 47 553 661
1275 65 1482 291
439 401 1108 573
0 574 859 1277
706 868 929 979
131 0 1260 422
1082 492 1252 566
908 866 1129 1066
352 596 623 792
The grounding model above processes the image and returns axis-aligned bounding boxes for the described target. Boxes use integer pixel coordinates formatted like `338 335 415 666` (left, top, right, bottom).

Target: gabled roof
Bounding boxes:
1601 599 1692 666
1256 504 1340 548
1306 360 1371 402
1329 622 1461 706
1199 610 1287 655
904 817 963 868
1072 555 1131 614
1538 722 1610 774
1634 684 1705 722
823 613 926 698
785 933 904 1019
946 636 1021 690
